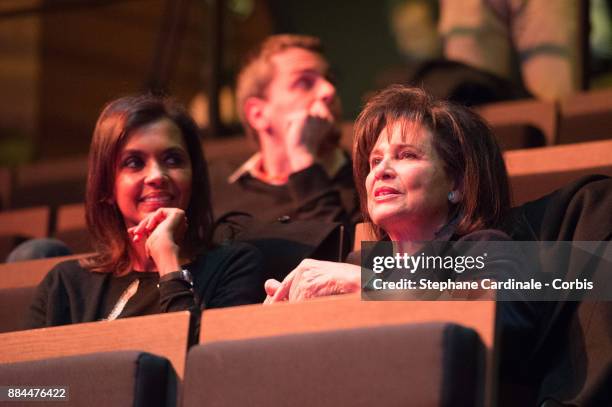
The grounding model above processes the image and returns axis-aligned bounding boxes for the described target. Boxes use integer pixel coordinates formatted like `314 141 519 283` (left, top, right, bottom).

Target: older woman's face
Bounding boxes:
365 122 453 239
114 118 192 228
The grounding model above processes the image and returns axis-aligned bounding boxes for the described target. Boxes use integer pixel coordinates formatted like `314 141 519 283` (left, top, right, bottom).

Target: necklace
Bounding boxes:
105 279 140 321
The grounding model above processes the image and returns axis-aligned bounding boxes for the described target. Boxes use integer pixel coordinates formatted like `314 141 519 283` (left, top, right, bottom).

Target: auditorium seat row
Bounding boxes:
337 88 612 151
475 87 612 148
0 293 493 407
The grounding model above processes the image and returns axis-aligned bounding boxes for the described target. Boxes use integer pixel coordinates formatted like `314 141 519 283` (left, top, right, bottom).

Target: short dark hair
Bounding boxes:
235 34 323 140
82 94 213 274
353 85 510 239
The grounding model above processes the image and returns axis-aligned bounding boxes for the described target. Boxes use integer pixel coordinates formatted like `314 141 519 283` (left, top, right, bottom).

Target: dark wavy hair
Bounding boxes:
353 85 510 239
81 94 213 275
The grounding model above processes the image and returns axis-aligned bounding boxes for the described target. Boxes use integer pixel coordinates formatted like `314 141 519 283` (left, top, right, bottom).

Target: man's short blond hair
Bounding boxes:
236 34 323 140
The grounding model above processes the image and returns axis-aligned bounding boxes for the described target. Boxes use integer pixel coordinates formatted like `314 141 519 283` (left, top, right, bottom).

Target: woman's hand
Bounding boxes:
127 208 188 275
263 259 361 304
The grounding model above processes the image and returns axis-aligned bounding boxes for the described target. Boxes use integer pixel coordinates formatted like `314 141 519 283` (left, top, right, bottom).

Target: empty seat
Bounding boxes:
0 311 192 380
0 206 50 260
0 286 37 333
184 323 486 407
558 88 612 144
477 99 557 148
0 206 50 239
504 139 612 204
0 351 176 407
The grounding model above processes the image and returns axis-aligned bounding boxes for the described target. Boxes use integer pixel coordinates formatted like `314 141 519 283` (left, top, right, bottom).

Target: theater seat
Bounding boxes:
558 88 612 144
0 351 177 407
183 322 486 407
0 286 37 333
477 99 557 147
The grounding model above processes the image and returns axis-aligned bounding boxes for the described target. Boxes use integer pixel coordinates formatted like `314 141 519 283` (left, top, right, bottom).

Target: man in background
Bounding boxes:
210 35 359 279
213 34 358 227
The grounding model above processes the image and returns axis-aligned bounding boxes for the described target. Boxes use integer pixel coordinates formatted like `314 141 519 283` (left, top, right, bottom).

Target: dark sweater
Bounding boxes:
24 242 264 329
211 161 361 276
212 161 360 226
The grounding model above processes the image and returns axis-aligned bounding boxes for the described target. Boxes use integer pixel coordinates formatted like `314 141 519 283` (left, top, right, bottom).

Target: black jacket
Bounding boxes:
25 242 264 329
501 175 612 406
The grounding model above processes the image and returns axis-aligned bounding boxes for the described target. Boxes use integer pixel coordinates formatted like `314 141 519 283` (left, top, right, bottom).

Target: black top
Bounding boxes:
211 161 361 278
353 227 542 400
212 161 360 226
24 242 265 329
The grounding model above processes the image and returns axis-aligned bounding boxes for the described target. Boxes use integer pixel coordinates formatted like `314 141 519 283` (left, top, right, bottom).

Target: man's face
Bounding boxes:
262 47 341 147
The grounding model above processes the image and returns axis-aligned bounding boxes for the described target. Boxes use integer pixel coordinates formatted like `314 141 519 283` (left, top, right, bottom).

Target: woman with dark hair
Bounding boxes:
264 85 516 301
26 95 263 328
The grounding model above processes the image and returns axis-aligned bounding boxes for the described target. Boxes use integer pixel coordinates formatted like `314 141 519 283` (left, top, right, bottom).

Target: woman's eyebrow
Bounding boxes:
369 147 382 157
118 148 142 156
120 146 187 156
163 146 188 154
393 142 424 153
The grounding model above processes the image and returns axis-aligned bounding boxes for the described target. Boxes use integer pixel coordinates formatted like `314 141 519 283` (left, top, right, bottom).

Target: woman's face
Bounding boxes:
365 122 454 240
114 118 192 228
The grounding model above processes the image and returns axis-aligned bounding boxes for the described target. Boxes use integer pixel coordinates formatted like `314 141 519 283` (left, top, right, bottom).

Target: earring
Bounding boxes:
448 191 456 203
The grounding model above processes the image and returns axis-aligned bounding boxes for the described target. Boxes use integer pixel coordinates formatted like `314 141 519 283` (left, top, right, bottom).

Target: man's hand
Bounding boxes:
263 259 361 304
284 101 336 172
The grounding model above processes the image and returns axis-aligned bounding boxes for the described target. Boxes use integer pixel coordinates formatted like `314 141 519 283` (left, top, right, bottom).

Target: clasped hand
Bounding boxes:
264 259 361 304
127 208 187 274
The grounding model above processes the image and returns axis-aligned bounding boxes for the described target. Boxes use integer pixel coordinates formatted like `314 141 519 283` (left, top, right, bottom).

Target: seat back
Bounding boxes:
0 253 89 289
200 294 495 348
477 99 557 147
0 286 37 333
558 88 612 144
56 203 86 232
55 203 92 253
200 294 496 405
0 206 51 260
184 322 486 407
0 206 50 239
0 311 192 379
504 139 612 205
0 351 176 407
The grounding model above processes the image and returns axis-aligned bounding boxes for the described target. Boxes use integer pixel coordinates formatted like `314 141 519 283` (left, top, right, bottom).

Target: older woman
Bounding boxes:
264 85 516 302
26 95 263 328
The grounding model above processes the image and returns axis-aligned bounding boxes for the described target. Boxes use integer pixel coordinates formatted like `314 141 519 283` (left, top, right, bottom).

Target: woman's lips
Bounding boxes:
139 193 174 207
373 186 401 201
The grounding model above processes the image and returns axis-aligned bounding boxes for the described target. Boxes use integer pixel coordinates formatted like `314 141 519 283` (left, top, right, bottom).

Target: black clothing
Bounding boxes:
24 242 264 329
212 161 359 226
354 227 545 405
505 174 612 242
375 58 531 108
212 161 360 280
501 175 612 406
